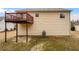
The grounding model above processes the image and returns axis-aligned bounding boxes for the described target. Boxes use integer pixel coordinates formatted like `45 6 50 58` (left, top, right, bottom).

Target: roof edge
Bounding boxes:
16 8 71 12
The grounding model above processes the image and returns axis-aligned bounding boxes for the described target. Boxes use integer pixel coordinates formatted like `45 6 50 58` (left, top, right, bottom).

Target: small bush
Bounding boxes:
42 30 46 38
71 27 75 31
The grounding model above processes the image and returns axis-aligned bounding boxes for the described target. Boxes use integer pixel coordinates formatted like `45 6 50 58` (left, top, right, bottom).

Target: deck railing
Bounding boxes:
5 12 34 24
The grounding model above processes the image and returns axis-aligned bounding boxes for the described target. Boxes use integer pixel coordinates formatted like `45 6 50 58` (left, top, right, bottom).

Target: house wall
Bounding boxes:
18 11 70 36
75 25 79 31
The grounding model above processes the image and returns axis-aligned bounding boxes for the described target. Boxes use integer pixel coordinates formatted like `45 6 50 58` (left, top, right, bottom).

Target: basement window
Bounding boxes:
60 13 65 18
35 13 39 17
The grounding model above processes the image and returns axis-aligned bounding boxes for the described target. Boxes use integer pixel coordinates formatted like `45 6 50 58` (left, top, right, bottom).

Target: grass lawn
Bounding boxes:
0 35 79 51
31 36 79 51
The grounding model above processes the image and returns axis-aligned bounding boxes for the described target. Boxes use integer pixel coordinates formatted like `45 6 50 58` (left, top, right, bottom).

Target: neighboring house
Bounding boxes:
71 20 79 31
74 25 79 31
6 8 71 36
0 17 15 32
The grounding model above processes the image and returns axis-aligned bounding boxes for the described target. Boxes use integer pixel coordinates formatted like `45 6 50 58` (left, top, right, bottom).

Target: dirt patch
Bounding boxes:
31 43 45 51
71 31 79 38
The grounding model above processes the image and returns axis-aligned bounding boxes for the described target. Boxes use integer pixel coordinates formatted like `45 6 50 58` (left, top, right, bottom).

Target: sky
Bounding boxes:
0 8 26 16
68 8 79 14
0 8 79 21
68 8 79 21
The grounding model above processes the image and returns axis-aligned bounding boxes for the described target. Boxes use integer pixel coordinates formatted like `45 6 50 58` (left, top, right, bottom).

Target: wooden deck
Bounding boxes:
5 19 33 24
4 12 34 43
5 12 34 24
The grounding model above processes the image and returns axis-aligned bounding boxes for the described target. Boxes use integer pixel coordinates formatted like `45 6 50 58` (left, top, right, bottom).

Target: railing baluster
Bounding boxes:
5 12 33 24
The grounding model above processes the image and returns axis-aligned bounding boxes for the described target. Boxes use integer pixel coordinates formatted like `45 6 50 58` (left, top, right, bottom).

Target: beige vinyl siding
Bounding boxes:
18 11 70 36
75 25 79 31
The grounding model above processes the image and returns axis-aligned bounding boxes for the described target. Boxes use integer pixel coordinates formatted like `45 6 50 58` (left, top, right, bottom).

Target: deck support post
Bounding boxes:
26 24 28 43
26 13 28 43
5 12 7 42
16 23 18 43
